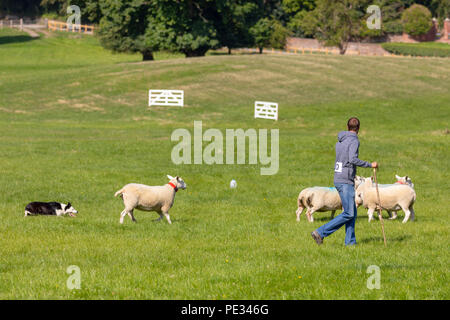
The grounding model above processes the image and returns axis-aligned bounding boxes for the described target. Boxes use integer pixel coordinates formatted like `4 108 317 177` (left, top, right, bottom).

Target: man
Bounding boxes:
311 117 377 246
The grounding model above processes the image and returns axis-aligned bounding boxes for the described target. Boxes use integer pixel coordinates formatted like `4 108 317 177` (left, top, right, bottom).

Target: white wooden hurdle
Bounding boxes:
149 90 184 107
254 101 278 120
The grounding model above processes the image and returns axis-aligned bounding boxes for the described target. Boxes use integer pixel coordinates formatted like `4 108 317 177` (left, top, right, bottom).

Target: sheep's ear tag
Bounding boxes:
167 175 174 180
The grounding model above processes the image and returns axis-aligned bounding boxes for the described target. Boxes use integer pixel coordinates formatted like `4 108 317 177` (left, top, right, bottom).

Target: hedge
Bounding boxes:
382 42 450 57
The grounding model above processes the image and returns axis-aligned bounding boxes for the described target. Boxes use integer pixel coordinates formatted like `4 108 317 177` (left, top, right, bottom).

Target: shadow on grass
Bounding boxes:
310 215 368 222
359 234 411 244
0 35 36 45
311 214 400 223
208 51 263 56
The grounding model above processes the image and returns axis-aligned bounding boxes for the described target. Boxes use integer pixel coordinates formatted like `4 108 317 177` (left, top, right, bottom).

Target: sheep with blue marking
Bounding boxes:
296 176 364 222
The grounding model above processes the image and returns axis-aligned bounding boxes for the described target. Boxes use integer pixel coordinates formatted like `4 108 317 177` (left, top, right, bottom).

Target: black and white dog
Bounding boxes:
24 202 78 217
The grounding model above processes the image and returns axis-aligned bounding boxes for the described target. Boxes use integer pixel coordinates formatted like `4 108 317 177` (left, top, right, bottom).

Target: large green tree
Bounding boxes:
213 0 260 54
145 0 221 58
98 0 157 61
0 0 41 16
250 17 272 53
283 0 316 36
300 0 364 54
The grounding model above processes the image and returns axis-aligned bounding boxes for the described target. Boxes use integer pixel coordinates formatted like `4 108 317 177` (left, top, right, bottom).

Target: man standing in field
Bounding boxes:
311 117 377 246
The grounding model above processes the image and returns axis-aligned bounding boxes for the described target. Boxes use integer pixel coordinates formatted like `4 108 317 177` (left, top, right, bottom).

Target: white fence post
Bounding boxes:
149 90 184 107
254 101 278 121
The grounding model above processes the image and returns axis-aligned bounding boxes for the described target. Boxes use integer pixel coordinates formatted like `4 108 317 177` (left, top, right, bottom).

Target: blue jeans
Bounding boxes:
316 183 357 246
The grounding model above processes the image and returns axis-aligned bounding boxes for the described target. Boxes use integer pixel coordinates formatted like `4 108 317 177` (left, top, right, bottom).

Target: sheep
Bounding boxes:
295 176 364 222
376 174 415 220
355 176 416 223
395 174 414 189
114 175 186 224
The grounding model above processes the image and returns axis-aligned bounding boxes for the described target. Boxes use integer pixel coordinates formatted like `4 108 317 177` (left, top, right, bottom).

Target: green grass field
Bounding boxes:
0 29 449 299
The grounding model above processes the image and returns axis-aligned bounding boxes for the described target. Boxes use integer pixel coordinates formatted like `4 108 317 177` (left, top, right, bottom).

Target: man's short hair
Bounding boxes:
347 117 360 132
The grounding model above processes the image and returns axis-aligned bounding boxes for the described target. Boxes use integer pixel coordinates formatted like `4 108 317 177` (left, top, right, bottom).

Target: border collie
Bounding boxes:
24 202 78 217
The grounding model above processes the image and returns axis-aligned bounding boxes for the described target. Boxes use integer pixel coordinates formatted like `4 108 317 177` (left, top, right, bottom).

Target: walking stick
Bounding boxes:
373 167 387 247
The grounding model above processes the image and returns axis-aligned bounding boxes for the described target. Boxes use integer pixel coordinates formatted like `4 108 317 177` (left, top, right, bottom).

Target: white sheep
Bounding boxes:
295 176 364 222
114 175 186 224
355 177 416 223
376 174 415 220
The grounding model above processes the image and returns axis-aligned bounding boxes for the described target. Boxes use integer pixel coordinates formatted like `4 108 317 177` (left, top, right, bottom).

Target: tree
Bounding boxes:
300 0 363 54
378 0 408 35
213 0 260 54
433 0 450 27
282 0 315 14
402 4 433 36
283 0 316 36
250 18 272 53
98 1 157 61
147 0 220 58
0 0 41 16
270 20 291 49
40 0 101 23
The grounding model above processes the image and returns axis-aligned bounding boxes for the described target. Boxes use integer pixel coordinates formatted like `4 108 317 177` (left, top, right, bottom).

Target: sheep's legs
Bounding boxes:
119 210 129 224
367 207 375 222
163 211 172 224
307 208 315 222
330 210 336 219
296 206 304 222
402 205 414 223
409 206 415 222
128 210 137 223
388 211 397 220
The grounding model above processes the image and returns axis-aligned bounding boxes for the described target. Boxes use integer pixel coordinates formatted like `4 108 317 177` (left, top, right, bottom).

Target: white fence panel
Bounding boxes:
149 90 184 107
254 101 278 120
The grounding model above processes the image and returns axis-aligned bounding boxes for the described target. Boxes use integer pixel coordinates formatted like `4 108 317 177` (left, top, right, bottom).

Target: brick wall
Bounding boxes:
445 19 450 41
400 19 438 42
286 38 389 55
401 19 450 43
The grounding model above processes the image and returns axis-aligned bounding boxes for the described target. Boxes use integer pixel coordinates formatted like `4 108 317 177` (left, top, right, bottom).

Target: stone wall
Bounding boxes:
287 19 450 53
286 38 389 56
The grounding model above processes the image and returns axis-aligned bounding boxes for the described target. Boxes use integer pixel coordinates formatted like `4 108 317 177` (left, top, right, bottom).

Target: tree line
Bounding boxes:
0 0 449 59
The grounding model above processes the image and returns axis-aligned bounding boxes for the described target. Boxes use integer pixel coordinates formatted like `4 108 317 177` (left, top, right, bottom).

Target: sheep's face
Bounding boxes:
354 175 364 189
175 176 187 190
395 174 414 188
355 191 363 207
167 175 187 190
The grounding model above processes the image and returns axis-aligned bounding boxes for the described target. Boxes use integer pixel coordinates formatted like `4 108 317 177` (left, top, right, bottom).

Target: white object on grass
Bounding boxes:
254 101 278 121
149 90 184 107
230 180 237 189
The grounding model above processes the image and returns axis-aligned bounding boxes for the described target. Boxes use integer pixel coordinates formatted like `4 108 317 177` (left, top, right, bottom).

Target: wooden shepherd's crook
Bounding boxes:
373 168 387 247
